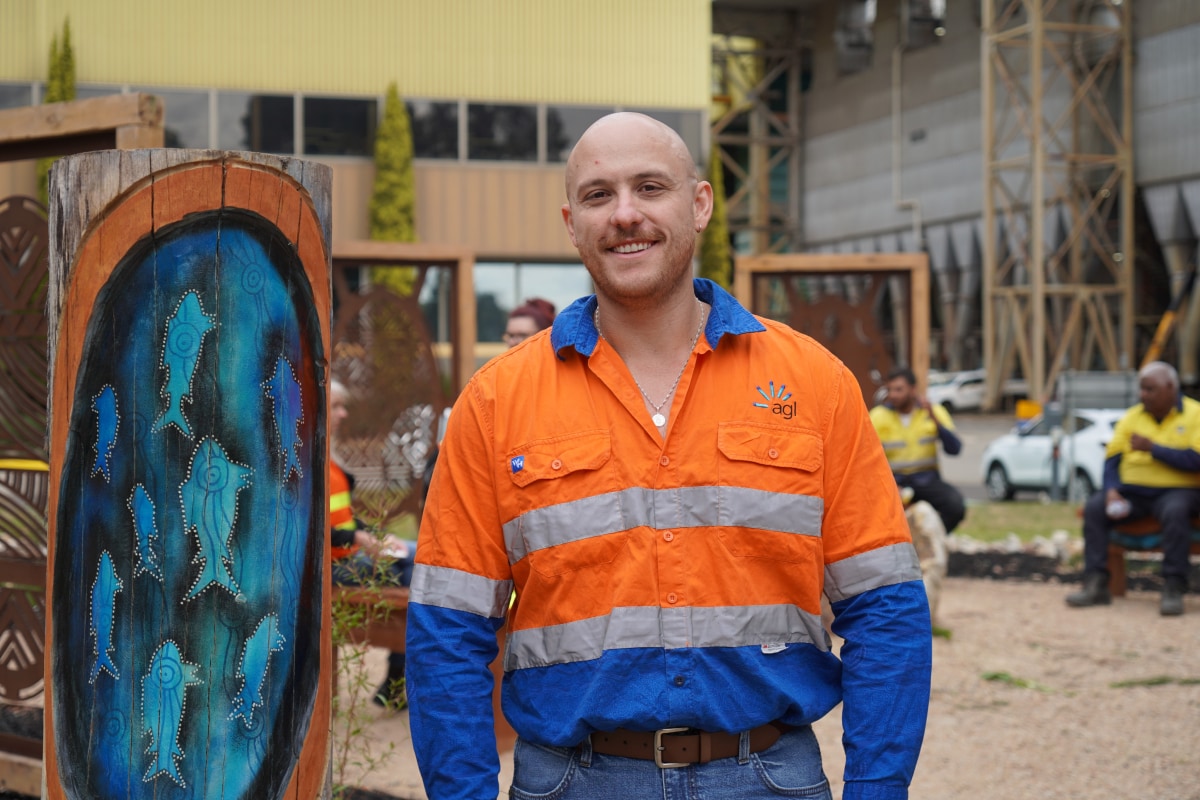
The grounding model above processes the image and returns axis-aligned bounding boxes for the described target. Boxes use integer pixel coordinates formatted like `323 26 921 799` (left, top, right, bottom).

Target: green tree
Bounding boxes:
369 82 417 296
699 144 732 289
38 19 75 205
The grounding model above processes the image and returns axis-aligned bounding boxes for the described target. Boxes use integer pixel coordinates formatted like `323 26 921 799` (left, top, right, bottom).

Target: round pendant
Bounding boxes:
652 413 667 427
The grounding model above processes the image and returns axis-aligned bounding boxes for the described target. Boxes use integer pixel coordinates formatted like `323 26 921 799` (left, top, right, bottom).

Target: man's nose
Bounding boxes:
611 189 645 228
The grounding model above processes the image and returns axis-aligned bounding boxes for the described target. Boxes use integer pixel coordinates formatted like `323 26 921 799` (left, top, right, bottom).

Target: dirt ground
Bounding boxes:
344 576 1200 800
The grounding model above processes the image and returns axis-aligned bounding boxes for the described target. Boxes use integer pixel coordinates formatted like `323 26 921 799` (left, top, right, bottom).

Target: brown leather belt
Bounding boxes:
589 722 788 768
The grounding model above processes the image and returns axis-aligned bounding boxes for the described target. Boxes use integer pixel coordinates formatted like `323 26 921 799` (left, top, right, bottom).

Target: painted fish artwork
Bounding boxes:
141 640 201 787
264 357 304 480
89 551 123 684
91 385 118 482
128 484 164 583
230 614 285 729
53 206 326 800
182 437 253 600
153 291 215 438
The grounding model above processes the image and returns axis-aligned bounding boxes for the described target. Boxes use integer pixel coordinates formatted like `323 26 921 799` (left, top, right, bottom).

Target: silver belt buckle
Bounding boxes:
654 726 690 768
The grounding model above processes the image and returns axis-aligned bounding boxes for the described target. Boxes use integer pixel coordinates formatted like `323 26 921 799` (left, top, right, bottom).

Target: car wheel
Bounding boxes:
1070 470 1095 502
985 463 1014 501
941 401 954 414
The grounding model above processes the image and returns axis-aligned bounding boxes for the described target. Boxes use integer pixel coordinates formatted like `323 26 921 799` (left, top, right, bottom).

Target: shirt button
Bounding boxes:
768 448 779 459
551 459 562 470
667 592 678 604
673 675 685 687
659 455 670 466
663 531 674 542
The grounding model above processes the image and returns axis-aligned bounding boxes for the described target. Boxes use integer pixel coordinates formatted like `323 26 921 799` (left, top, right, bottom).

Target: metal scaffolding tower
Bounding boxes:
981 0 1134 407
711 18 807 255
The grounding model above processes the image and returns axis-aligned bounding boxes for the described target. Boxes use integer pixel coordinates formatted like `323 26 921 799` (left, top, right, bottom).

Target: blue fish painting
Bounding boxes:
89 551 123 684
229 614 286 729
141 640 201 787
54 208 326 800
182 438 253 599
153 291 215 438
91 385 119 482
128 484 164 583
263 357 304 480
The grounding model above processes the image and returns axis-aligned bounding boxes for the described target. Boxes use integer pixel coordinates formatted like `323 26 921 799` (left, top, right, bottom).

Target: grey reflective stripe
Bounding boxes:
503 603 829 671
879 439 906 449
917 436 938 445
502 485 823 562
890 457 938 472
823 542 923 602
409 563 513 619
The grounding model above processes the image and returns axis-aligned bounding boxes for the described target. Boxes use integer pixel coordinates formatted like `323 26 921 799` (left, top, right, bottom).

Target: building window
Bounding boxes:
218 93 294 154
546 105 611 163
418 262 592 344
408 100 459 159
304 96 377 156
0 83 33 109
467 103 538 162
137 88 209 149
73 84 124 100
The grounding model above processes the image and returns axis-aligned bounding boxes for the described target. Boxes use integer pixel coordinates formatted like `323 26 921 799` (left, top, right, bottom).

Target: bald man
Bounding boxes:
407 113 931 800
1067 361 1199 616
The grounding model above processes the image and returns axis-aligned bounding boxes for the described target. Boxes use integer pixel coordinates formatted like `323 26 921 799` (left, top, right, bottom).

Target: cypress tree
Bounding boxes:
369 82 417 296
38 20 75 205
699 144 733 289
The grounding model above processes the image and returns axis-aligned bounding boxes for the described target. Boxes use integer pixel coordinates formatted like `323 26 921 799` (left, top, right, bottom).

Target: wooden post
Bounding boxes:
44 150 332 800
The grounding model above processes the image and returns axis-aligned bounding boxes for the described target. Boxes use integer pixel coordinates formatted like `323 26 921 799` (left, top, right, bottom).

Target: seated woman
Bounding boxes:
329 379 416 708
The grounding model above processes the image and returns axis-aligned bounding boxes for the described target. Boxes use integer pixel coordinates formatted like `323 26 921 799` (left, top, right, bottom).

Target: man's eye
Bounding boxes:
639 184 664 194
583 191 608 202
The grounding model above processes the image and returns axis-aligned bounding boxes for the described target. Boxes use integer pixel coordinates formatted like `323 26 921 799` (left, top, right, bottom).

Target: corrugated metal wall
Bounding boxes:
1 0 710 107
800 0 1200 247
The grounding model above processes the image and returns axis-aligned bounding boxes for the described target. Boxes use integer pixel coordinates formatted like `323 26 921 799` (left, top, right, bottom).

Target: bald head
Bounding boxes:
565 113 698 198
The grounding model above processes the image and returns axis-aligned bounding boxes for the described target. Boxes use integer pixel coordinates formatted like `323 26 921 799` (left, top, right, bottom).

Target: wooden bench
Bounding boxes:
332 585 517 751
1107 519 1200 597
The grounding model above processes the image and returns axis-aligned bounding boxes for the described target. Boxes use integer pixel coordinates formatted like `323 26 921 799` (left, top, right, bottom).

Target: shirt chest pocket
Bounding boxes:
715 422 825 562
505 430 626 576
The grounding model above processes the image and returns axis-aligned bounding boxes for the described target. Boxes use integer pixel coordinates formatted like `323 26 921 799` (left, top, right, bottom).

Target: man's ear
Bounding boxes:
693 181 714 232
561 203 577 247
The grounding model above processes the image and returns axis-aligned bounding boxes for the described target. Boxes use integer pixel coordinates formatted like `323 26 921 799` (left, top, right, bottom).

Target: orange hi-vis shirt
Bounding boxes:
407 280 930 800
329 460 357 560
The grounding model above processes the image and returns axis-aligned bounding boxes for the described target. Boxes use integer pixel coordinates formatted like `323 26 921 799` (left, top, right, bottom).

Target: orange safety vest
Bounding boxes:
329 461 358 560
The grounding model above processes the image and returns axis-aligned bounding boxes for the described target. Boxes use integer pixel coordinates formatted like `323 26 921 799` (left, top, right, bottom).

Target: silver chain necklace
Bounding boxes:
594 298 707 428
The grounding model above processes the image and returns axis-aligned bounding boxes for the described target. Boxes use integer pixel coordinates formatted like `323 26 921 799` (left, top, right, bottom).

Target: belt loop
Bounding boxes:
737 730 751 764
579 734 593 768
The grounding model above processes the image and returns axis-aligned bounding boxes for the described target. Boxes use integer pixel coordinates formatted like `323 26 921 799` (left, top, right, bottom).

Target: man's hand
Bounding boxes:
1129 433 1154 452
915 395 930 411
1105 488 1131 519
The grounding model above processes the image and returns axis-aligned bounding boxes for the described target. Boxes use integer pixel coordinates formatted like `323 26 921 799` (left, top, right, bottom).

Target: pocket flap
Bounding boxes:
507 430 612 487
717 422 822 471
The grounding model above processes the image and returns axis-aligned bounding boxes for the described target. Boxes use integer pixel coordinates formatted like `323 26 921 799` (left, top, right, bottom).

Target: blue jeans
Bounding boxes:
509 725 832 799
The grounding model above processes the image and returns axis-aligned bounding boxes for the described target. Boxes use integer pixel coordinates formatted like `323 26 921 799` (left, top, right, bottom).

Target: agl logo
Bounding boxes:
753 382 795 419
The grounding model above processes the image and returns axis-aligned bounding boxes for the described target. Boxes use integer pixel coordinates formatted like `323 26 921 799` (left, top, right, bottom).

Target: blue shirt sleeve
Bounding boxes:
830 580 932 800
1148 444 1200 472
407 602 505 800
936 425 962 456
1103 453 1121 492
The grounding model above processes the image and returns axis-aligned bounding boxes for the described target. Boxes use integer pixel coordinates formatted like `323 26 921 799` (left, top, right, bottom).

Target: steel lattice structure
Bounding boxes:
981 0 1134 406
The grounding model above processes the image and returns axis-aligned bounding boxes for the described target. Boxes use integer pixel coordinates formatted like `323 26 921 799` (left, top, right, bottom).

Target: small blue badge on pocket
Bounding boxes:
511 455 525 473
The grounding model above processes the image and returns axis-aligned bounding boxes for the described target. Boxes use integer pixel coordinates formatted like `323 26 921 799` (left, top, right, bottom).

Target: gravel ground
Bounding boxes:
347 575 1200 800
816 576 1200 800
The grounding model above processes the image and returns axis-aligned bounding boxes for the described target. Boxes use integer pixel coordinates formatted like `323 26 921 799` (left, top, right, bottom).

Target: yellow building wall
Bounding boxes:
1 0 710 108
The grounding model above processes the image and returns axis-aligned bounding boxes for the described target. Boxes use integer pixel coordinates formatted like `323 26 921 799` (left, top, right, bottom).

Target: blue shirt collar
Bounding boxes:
549 278 766 358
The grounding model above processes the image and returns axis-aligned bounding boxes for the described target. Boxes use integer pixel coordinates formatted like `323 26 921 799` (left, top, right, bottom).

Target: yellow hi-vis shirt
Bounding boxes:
869 403 955 475
1107 397 1200 488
